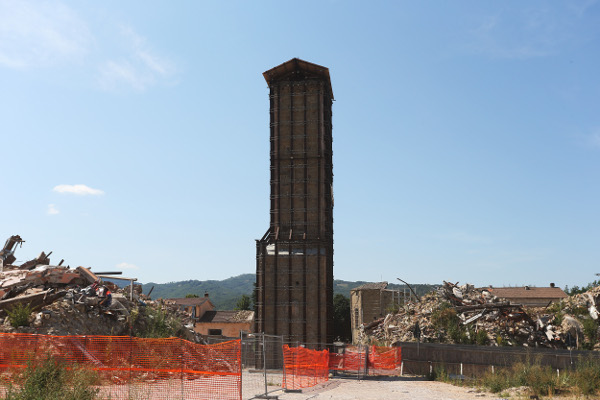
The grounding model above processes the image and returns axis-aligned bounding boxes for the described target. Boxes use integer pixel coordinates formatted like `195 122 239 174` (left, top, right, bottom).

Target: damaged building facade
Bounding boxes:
256 59 334 345
350 282 401 344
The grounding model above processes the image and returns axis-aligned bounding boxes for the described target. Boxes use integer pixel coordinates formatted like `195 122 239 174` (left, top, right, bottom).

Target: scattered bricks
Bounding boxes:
50 271 82 285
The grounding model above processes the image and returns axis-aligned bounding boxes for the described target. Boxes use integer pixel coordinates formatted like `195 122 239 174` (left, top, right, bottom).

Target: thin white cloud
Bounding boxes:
97 25 175 91
0 0 91 69
98 61 148 91
116 262 139 270
53 184 104 196
47 204 59 215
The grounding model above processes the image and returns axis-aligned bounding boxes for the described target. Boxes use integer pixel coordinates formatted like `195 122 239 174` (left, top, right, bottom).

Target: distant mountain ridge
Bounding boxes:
141 274 436 310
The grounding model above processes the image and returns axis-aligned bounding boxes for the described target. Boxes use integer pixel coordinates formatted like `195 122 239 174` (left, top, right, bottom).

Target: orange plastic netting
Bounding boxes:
282 345 329 390
0 333 241 400
368 345 401 372
328 347 366 372
328 345 401 375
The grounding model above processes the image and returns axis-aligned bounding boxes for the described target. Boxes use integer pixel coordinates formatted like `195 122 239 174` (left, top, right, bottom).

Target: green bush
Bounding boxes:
6 303 33 327
583 318 598 345
554 310 564 326
475 329 489 345
447 324 464 344
476 355 600 397
5 355 99 400
571 306 589 318
495 335 508 346
431 304 459 329
429 364 450 382
480 368 512 393
479 356 562 396
515 362 558 396
572 357 600 396
431 305 473 344
133 307 182 338
546 301 564 325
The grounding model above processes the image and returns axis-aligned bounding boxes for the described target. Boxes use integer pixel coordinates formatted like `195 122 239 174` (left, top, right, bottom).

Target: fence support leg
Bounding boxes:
256 334 279 399
400 361 404 376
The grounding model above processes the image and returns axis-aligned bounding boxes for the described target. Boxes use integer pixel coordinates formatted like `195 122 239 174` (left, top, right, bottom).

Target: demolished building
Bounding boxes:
358 281 600 350
0 235 202 342
350 282 401 344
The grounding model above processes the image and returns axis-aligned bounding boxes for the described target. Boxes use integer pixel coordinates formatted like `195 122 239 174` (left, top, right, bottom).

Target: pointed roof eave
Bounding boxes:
263 58 333 99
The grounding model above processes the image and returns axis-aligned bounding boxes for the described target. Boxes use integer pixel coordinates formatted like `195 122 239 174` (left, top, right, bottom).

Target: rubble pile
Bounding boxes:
361 281 600 350
0 235 201 341
567 287 600 320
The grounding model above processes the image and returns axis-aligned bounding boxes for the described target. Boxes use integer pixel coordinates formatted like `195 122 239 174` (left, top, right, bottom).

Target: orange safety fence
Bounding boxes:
328 346 366 373
282 345 329 390
368 345 401 373
328 345 401 375
0 333 241 400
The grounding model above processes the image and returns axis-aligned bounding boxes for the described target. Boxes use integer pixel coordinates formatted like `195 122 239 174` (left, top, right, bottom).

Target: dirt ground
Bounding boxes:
246 376 504 400
240 371 587 400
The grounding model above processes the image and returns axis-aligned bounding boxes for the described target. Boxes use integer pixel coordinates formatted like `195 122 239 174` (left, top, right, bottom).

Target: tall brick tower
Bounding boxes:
256 58 334 346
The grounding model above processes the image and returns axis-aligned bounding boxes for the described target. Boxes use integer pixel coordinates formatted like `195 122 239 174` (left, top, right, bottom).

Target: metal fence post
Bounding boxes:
281 336 286 390
239 331 243 400
263 334 268 396
365 345 369 377
128 336 133 400
180 338 184 399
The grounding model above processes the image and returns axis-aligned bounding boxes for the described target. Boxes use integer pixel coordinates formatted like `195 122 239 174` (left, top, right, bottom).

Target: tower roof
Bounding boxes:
263 58 333 99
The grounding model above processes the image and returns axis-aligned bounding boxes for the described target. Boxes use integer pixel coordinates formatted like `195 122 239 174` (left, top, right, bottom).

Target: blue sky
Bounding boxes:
1 1 599 288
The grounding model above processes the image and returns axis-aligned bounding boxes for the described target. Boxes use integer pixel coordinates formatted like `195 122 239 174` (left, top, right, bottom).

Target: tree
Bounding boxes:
333 293 352 343
235 294 252 311
565 280 599 296
185 293 199 298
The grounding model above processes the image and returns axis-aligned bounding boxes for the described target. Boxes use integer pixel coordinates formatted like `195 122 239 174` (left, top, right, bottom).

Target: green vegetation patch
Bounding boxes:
6 303 33 328
5 355 99 400
131 306 183 338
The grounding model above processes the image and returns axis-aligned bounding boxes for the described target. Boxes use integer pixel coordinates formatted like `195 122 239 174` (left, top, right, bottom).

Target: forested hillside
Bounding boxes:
142 274 437 310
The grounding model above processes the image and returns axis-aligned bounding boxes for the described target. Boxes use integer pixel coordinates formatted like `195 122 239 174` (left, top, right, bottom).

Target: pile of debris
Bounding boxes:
0 235 200 342
361 281 600 350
